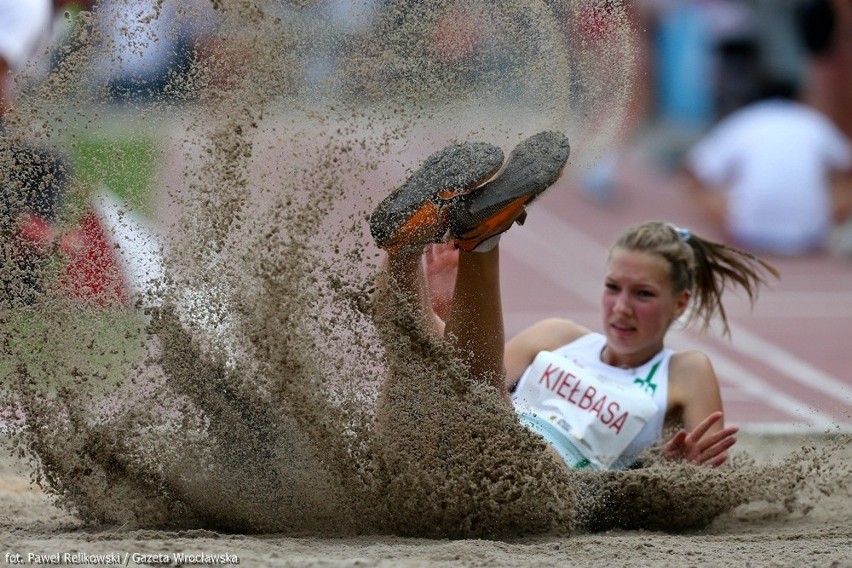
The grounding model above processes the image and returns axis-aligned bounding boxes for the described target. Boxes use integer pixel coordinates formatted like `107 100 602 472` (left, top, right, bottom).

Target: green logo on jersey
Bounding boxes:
634 360 661 395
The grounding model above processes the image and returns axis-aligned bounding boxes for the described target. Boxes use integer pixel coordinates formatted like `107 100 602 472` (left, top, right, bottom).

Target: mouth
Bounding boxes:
609 322 635 337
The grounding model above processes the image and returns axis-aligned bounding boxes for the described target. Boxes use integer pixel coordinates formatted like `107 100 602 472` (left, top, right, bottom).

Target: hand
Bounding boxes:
424 242 459 322
663 411 738 467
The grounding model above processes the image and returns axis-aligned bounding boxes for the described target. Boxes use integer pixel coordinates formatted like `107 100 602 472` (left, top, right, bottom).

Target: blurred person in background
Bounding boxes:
682 0 852 256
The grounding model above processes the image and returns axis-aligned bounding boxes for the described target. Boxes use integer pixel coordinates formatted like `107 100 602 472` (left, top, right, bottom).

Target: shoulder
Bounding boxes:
668 350 718 399
669 350 716 384
670 349 713 373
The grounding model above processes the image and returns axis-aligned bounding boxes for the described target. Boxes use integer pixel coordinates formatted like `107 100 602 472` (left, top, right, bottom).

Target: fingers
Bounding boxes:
697 431 738 466
695 424 739 454
663 418 739 467
424 243 460 271
424 243 438 265
689 410 724 442
705 451 731 468
663 429 688 460
427 241 456 257
687 412 739 466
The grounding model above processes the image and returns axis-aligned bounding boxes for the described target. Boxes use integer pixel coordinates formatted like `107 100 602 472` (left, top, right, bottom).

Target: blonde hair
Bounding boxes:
612 221 780 336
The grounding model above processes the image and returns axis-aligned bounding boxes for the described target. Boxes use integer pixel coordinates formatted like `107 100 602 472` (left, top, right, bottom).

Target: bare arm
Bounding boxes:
665 351 738 466
503 318 589 390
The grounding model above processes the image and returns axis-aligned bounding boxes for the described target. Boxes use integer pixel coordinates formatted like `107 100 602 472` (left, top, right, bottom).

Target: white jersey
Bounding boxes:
512 333 672 470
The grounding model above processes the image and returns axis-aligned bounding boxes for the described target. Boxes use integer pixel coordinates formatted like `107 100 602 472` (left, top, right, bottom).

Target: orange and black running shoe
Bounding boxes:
369 141 504 251
450 131 570 252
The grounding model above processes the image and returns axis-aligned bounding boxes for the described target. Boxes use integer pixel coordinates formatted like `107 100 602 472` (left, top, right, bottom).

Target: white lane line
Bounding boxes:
728 322 852 399
502 207 845 425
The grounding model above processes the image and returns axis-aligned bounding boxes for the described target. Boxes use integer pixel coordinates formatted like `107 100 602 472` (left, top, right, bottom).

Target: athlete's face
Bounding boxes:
601 248 690 368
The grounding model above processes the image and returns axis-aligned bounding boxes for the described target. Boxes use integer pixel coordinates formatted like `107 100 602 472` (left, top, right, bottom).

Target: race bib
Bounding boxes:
512 351 658 470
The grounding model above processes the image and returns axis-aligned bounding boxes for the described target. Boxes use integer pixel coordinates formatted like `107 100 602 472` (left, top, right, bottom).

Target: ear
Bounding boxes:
673 289 691 319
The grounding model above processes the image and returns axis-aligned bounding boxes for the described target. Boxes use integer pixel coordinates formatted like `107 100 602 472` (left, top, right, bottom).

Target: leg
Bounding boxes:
442 246 508 398
377 238 507 398
369 139 506 340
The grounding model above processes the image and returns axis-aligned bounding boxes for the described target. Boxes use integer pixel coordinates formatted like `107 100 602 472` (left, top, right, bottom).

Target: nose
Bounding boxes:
613 292 632 315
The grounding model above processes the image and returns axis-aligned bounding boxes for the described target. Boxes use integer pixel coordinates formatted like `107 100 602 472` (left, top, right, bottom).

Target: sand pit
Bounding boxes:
1 432 850 567
2 1 851 566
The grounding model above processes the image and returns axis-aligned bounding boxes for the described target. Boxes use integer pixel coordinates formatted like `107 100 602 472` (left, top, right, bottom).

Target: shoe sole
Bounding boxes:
450 131 570 252
369 141 504 250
